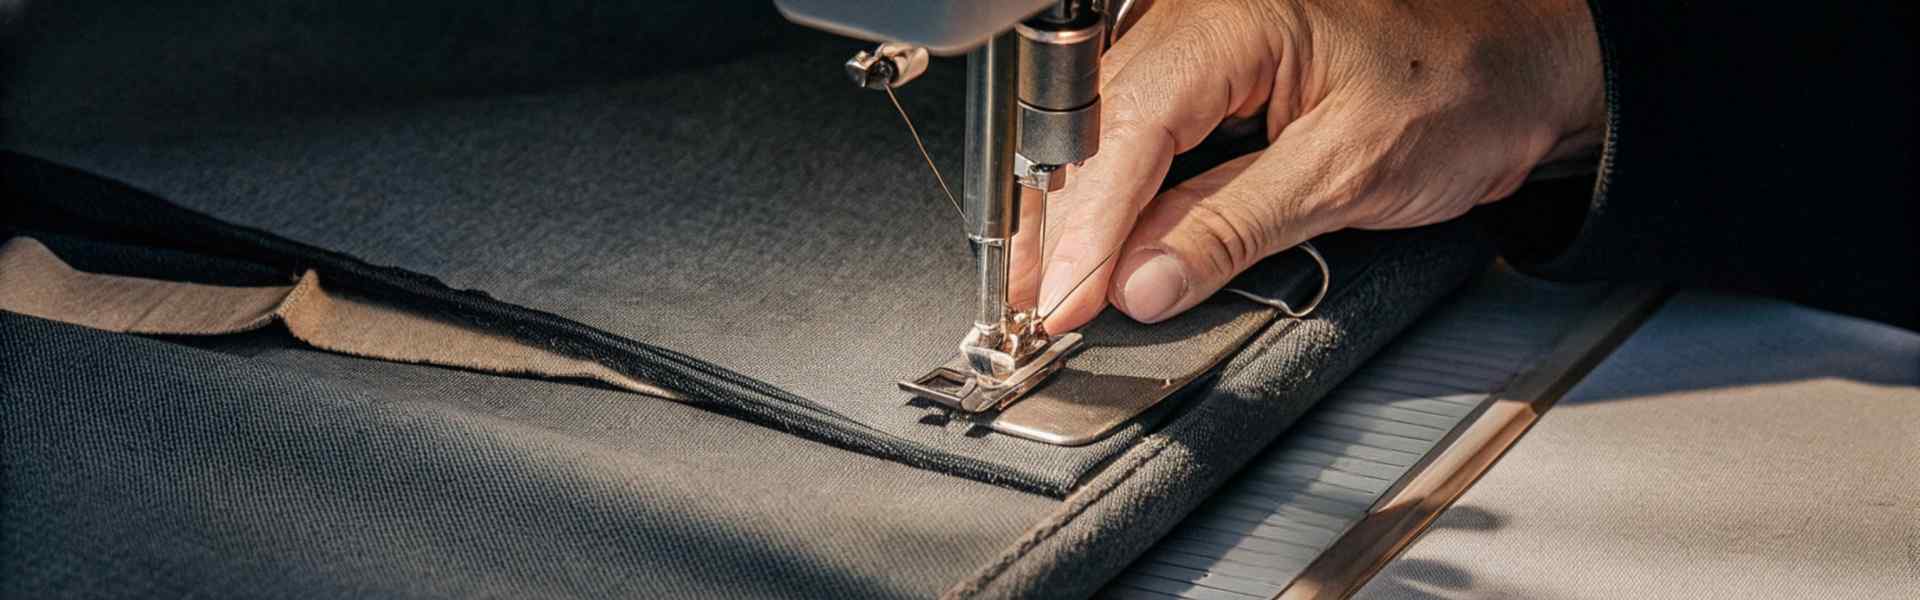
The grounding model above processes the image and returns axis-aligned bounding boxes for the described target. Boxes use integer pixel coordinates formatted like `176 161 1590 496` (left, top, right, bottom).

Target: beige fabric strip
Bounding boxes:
0 237 676 399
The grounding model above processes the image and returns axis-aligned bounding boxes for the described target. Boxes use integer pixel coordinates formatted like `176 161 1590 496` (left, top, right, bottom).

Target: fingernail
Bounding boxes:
1120 250 1188 323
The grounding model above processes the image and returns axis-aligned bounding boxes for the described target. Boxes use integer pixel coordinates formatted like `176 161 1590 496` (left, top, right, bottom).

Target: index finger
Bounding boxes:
1038 0 1294 331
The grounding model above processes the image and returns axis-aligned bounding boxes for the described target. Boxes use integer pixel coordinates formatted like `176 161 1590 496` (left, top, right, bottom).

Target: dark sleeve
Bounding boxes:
1486 0 1917 330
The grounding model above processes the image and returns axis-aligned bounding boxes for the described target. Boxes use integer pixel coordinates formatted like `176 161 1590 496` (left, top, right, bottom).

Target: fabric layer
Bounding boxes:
3 4 1497 596
946 224 1492 598
2 313 1058 599
2 26 1465 493
0 237 673 398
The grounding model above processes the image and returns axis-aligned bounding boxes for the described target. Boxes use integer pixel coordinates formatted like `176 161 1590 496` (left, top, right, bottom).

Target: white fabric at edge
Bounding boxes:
1357 292 1920 600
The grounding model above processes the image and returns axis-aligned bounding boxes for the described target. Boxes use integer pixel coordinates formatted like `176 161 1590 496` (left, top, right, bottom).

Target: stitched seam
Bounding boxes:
945 437 1173 599
945 236 1423 597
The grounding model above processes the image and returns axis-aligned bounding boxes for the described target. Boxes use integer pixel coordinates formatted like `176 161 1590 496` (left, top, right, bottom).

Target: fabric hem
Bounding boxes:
943 244 1394 597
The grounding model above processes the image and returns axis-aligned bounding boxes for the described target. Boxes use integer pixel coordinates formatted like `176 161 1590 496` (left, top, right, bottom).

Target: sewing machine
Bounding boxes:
777 0 1132 421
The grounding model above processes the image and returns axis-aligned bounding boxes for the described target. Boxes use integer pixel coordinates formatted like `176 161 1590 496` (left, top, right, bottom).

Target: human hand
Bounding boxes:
1016 0 1606 331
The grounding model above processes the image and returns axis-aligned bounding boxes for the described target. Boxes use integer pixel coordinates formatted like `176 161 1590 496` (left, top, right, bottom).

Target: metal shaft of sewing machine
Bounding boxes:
961 33 1020 371
958 1 1106 385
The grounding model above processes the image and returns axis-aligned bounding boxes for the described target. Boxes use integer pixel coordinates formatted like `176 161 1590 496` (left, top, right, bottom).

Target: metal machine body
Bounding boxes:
775 0 1059 56
782 0 1113 420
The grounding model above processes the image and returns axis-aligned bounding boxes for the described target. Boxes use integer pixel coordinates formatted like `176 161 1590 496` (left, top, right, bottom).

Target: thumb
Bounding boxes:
1105 126 1344 323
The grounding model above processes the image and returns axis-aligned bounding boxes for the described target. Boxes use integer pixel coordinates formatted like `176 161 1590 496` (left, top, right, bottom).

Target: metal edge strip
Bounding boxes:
1273 283 1672 600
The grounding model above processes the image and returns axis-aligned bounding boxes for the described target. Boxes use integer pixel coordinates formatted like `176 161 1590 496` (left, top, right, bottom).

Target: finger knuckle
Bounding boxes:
1313 125 1407 226
1184 199 1269 277
1186 0 1254 30
1171 7 1254 72
1101 116 1179 159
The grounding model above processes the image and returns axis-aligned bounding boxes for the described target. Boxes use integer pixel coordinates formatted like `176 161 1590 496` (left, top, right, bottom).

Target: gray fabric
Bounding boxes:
7 23 1369 493
3 3 1493 597
0 170 1482 600
1 312 1057 599
6 27 1163 492
1357 293 1920 600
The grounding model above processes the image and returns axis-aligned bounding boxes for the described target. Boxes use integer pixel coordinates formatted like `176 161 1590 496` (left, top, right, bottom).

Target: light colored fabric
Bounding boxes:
0 237 675 399
1357 292 1920 600
0 238 293 335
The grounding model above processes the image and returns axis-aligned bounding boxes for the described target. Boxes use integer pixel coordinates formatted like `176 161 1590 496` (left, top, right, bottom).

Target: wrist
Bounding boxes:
1543 0 1608 163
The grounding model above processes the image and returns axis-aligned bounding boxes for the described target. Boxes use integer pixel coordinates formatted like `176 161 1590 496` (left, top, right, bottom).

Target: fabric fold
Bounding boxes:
0 236 676 399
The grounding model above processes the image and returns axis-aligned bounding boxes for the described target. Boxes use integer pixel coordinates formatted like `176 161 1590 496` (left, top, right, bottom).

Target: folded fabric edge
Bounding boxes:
0 236 680 399
943 223 1495 599
0 151 1082 497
